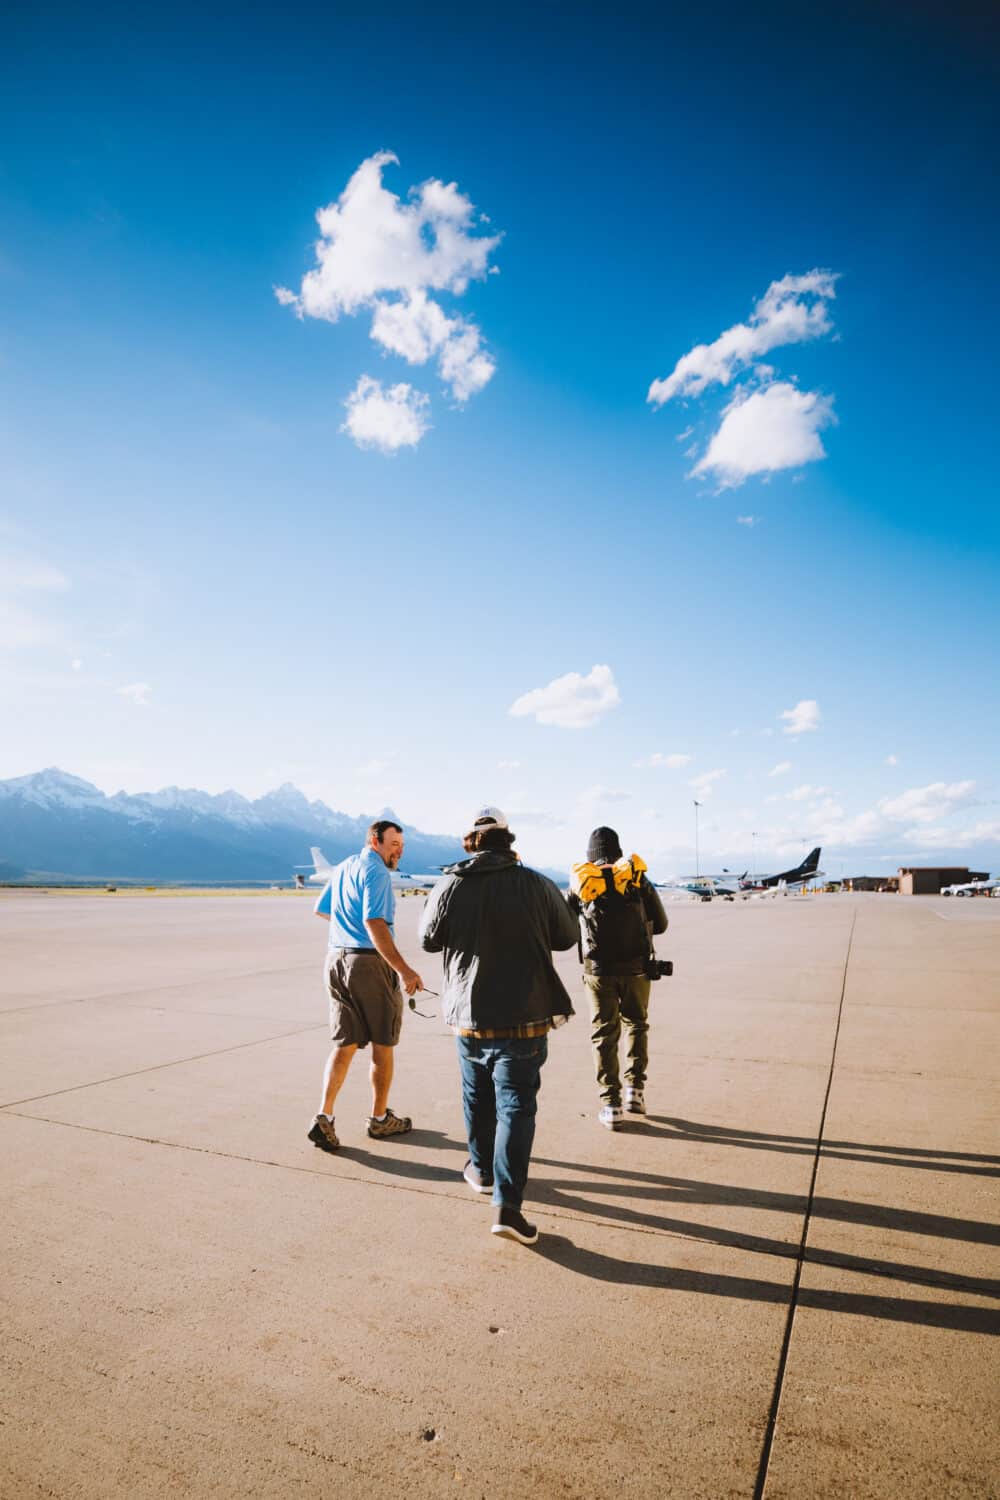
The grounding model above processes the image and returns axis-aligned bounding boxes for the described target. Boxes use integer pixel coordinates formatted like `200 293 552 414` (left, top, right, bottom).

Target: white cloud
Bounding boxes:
579 784 631 806
508 809 566 828
769 761 792 777
736 515 758 527
341 376 430 453
370 289 495 402
787 783 830 801
780 699 821 735
648 270 837 406
277 152 500 407
759 778 980 856
906 818 1000 849
693 382 835 488
689 768 726 795
0 553 71 652
354 753 398 779
634 752 692 769
71 658 83 671
885 754 898 766
509 664 620 730
116 682 151 706
0 557 69 592
497 759 521 770
879 780 976 826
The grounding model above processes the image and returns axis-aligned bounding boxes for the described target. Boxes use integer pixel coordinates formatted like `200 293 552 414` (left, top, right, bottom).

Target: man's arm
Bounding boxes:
542 876 581 951
365 917 423 997
641 878 668 936
417 879 450 953
315 912 330 921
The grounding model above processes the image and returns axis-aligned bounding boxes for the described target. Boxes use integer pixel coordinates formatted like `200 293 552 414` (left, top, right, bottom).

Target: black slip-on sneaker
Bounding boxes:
491 1206 539 1245
463 1159 494 1194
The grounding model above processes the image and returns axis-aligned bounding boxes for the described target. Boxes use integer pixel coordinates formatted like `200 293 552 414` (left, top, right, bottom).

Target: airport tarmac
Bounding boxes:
1 889 998 1499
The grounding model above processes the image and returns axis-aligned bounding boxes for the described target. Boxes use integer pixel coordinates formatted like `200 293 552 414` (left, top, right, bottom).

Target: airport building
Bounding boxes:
896 865 988 895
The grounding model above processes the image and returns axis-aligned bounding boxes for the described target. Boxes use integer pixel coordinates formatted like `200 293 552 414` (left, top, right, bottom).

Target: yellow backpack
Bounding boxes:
569 854 648 905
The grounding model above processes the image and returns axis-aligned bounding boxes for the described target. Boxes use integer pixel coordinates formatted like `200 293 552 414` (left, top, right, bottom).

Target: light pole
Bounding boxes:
752 831 758 886
693 799 701 877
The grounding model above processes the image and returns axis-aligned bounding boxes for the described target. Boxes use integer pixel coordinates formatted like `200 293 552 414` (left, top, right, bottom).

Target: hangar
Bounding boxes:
896 865 988 895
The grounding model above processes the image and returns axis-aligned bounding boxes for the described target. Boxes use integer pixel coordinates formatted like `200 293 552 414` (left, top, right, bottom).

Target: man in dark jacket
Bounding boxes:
566 826 668 1131
418 807 579 1245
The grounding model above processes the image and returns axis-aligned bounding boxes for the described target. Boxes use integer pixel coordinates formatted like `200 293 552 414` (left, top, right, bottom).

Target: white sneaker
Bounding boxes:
624 1088 646 1117
599 1105 624 1130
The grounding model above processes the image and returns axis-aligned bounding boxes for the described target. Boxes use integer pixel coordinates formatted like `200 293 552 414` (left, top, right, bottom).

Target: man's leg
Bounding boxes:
619 976 651 1092
320 1043 357 1114
370 1043 394 1117
490 1037 547 1210
309 1042 356 1151
356 956 411 1137
456 1037 496 1180
584 975 623 1105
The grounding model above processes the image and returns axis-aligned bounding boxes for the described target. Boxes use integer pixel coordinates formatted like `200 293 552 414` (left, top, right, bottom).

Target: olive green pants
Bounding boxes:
583 973 651 1105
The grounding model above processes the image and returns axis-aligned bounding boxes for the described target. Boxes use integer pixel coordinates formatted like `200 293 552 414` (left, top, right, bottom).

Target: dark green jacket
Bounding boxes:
418 850 578 1031
566 870 668 977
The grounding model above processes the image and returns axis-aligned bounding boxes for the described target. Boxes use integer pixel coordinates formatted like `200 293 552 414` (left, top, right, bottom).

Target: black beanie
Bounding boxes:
587 826 623 864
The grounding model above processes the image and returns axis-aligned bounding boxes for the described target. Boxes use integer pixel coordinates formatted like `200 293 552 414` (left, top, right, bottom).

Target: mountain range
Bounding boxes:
0 768 466 883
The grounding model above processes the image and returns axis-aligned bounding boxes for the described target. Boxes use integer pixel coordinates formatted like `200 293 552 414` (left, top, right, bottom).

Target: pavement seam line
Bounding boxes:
0 1023 325 1109
0 962 318 1016
752 908 858 1500
10 1072 997 1302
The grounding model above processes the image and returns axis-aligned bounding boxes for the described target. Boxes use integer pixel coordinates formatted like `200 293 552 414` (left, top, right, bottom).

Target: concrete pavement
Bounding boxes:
1 890 997 1497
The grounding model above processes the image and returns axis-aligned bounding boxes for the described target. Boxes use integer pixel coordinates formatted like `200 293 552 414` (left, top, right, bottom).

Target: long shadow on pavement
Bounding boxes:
532 1236 1000 1335
650 1116 1000 1177
528 1157 1000 1303
336 1128 465 1184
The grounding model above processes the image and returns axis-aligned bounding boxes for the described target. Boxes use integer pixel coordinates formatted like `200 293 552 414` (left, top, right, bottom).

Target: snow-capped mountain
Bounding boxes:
0 768 464 882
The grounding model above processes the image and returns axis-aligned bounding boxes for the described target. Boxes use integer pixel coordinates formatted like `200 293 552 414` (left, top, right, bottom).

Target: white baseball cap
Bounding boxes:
465 805 509 836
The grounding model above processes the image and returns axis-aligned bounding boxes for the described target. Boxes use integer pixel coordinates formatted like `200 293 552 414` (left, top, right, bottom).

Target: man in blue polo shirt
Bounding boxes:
307 819 423 1153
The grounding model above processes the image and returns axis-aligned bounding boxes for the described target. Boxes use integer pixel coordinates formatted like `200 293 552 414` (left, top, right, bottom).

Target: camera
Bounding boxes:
645 957 674 981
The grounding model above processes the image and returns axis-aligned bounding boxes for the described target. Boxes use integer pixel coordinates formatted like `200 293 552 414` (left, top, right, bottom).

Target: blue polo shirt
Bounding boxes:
314 846 396 950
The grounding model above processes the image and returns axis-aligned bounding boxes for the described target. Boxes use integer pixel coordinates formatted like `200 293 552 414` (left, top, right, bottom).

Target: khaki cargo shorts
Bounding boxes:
326 949 403 1049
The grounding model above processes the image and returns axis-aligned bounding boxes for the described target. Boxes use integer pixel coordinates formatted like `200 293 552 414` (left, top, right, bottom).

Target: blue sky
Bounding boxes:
2 0 998 876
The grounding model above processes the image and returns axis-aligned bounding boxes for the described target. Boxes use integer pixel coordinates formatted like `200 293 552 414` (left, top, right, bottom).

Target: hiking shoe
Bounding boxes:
624 1088 647 1117
491 1206 539 1245
307 1114 340 1153
367 1107 413 1139
463 1159 493 1194
599 1105 624 1130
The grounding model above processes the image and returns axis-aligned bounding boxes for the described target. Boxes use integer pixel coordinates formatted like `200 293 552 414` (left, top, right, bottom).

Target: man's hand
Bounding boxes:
364 917 422 997
399 965 423 997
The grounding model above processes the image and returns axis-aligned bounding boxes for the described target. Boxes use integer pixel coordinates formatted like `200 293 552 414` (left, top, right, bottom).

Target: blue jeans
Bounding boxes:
455 1035 548 1209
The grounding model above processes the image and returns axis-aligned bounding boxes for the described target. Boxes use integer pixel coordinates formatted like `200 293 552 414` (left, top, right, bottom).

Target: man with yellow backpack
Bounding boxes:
566 827 669 1130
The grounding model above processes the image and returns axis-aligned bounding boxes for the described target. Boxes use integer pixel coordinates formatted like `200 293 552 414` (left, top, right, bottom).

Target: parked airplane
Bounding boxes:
741 847 823 891
296 846 441 895
656 876 737 901
658 848 823 900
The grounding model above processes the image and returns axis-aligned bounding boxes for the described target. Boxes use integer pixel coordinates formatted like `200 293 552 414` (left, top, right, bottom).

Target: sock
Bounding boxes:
318 1112 334 1121
372 1112 387 1122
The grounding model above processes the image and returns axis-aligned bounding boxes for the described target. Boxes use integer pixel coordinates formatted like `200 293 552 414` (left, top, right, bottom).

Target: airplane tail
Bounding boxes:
310 846 334 875
801 847 821 874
